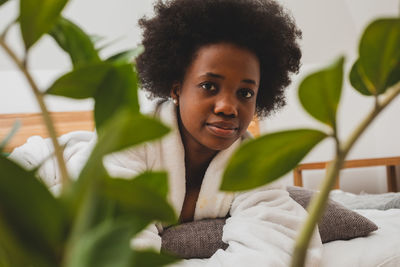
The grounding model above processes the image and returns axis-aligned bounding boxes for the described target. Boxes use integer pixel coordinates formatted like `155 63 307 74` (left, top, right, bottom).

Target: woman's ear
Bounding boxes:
170 82 181 105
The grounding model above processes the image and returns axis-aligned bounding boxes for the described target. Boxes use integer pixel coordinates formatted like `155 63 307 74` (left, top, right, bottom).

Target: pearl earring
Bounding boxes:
173 98 178 105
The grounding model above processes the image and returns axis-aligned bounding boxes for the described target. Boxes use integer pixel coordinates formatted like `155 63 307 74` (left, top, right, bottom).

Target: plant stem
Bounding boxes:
0 39 70 188
291 80 400 267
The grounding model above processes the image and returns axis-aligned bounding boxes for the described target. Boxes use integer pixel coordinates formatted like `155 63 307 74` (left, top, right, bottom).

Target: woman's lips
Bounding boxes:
206 122 238 137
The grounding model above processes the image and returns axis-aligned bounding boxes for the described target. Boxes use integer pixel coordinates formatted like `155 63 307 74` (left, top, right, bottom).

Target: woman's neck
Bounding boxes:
183 142 216 184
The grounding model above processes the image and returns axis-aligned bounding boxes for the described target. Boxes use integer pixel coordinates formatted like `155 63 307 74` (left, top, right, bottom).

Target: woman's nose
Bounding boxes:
213 95 238 118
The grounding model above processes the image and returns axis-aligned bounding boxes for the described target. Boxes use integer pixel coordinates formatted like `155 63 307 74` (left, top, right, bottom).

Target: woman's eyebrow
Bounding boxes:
204 72 257 85
242 79 256 85
205 72 224 79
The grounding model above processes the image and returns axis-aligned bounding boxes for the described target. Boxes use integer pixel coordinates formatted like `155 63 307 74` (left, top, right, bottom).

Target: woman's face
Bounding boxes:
172 43 260 153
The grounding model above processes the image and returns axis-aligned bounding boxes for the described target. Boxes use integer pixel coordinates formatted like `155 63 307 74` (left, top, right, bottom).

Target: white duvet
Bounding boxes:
322 209 400 267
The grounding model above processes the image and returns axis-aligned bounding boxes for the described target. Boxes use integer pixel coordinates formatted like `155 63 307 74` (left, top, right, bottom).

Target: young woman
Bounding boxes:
10 0 322 265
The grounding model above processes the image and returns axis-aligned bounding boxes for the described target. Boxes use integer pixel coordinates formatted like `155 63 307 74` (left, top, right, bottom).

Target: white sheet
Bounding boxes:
321 209 400 267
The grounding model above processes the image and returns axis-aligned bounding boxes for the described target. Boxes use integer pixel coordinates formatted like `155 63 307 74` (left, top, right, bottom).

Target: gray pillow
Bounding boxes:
287 186 378 243
161 218 228 259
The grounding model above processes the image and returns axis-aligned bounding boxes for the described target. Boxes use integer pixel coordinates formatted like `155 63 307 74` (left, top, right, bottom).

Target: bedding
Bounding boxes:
321 209 400 267
330 189 400 210
160 186 379 259
287 186 378 243
161 190 400 266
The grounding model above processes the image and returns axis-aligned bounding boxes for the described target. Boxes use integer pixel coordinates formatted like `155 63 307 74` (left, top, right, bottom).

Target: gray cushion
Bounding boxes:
287 186 378 243
161 218 228 259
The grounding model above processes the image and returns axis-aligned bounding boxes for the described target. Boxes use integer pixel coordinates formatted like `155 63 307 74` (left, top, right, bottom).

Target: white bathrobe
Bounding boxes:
10 101 322 267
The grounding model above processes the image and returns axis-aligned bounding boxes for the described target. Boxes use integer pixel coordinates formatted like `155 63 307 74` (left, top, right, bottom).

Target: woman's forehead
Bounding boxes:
187 43 260 83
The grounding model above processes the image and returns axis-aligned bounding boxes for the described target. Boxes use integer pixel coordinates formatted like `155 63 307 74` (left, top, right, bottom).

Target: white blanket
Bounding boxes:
9 101 322 266
322 209 400 267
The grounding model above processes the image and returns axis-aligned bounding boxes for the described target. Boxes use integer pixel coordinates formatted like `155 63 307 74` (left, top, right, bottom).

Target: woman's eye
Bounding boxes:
200 82 217 92
238 89 254 99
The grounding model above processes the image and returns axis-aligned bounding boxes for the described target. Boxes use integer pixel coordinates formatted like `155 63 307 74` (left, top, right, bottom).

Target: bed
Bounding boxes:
295 159 400 267
1 111 400 266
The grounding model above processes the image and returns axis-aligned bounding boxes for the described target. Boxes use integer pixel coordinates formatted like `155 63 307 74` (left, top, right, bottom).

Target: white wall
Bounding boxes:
261 0 400 193
1 0 399 192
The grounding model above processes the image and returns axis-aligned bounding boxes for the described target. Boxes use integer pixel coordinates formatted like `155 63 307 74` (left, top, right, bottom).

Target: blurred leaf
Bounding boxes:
358 18 400 94
95 36 124 52
65 111 169 237
0 156 66 260
0 211 54 267
106 46 144 64
20 0 68 49
50 17 100 68
93 109 170 157
90 34 105 44
94 63 140 129
47 63 139 128
132 250 179 267
0 0 10 7
46 62 113 99
385 59 400 89
0 120 21 153
102 172 176 223
60 165 111 244
64 218 149 267
221 129 327 191
349 60 374 96
133 171 169 198
298 56 344 128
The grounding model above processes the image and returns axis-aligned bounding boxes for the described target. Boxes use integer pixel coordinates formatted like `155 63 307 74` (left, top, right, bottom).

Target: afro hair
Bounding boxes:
136 0 302 117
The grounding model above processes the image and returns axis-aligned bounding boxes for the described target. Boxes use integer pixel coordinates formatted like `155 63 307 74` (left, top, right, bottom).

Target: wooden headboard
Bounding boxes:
0 111 260 153
294 157 400 192
0 111 94 153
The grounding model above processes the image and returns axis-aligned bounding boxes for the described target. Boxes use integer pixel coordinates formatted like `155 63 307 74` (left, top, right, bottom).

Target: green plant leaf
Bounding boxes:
47 63 140 128
0 120 21 153
221 129 327 191
132 250 179 267
20 0 68 49
69 112 170 211
46 62 113 99
0 211 54 267
93 109 170 157
0 0 10 7
106 46 144 64
133 171 169 198
358 18 400 94
102 173 176 223
298 56 345 128
49 17 100 68
95 36 124 52
60 165 118 259
349 59 374 96
94 63 140 129
0 156 66 260
64 218 149 267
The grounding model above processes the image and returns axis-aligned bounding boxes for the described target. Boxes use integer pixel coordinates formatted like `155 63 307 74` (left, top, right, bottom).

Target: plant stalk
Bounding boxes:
291 80 400 267
0 39 70 188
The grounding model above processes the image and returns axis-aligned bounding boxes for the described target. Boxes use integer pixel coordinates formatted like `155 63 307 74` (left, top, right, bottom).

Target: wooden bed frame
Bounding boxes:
0 111 94 153
294 157 400 192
